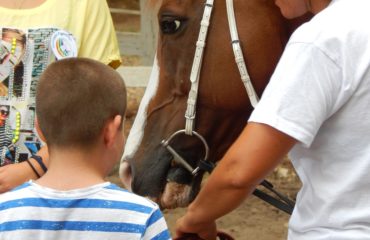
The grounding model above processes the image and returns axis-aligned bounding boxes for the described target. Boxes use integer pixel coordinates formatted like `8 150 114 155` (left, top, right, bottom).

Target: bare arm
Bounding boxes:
176 122 297 240
0 145 49 193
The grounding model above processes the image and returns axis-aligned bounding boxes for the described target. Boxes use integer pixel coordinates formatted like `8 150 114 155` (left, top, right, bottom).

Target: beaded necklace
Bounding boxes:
12 111 20 144
9 38 21 144
11 38 16 55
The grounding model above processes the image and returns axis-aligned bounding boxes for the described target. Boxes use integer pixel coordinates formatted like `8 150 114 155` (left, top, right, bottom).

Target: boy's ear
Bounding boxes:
35 117 46 142
103 115 122 147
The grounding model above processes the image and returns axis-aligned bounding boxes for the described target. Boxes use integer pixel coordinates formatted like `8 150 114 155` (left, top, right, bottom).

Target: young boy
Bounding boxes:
0 58 171 240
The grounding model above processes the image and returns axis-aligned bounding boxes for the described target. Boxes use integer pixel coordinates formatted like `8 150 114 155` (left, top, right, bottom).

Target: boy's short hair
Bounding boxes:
36 58 126 148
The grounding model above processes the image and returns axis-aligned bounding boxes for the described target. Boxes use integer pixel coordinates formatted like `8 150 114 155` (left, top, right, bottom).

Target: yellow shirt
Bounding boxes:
0 0 121 68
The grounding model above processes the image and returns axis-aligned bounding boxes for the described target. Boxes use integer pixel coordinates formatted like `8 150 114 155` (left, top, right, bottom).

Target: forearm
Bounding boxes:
187 169 255 223
185 150 261 223
0 145 49 192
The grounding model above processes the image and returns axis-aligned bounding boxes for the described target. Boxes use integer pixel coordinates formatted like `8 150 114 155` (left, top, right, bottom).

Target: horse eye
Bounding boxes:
160 19 182 34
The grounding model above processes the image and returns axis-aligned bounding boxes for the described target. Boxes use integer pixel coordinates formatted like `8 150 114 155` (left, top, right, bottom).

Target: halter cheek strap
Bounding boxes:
226 0 259 108
185 0 215 136
185 0 259 136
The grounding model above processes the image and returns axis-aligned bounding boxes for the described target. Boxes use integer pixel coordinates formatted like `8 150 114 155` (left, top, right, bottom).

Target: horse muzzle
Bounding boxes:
119 160 133 192
120 156 197 209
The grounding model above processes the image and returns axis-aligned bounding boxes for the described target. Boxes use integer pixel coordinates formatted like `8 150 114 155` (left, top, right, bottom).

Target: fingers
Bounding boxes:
176 216 217 240
198 226 218 240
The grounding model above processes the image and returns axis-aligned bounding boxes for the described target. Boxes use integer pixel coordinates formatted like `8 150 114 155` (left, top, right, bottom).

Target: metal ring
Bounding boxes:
162 129 210 164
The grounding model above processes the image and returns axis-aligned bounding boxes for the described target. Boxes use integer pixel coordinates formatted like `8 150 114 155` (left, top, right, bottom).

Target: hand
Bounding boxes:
0 161 37 193
176 213 217 240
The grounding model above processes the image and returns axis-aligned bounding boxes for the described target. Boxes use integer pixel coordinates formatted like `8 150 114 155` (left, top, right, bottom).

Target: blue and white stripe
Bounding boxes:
0 182 171 240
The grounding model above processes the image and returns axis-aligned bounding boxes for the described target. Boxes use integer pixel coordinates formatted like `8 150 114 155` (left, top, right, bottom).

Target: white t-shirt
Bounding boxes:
249 0 370 239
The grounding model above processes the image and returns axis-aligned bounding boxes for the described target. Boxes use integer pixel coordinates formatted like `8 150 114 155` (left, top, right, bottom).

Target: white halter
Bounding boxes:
184 0 259 135
155 0 295 214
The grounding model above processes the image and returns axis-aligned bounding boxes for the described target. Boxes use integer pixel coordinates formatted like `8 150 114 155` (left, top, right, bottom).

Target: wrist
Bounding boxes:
186 203 214 226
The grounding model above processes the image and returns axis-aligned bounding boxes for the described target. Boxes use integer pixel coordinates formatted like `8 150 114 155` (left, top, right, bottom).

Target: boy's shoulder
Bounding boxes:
1 182 160 213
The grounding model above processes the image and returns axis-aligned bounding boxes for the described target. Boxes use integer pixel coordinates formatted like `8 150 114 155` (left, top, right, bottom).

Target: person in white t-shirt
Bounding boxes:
176 0 370 239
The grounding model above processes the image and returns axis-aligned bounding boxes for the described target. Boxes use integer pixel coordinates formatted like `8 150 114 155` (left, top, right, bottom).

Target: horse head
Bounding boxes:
120 0 310 209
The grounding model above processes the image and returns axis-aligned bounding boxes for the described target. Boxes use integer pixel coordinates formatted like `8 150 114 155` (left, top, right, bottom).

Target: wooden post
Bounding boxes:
140 0 157 65
114 0 157 66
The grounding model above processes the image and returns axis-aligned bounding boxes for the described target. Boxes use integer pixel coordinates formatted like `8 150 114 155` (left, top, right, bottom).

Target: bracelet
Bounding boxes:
25 159 41 178
31 155 48 173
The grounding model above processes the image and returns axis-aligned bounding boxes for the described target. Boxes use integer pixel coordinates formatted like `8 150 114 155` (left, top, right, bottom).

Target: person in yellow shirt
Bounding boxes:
0 0 122 192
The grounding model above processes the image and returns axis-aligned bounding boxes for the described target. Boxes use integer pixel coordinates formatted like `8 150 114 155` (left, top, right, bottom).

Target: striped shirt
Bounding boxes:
0 181 171 240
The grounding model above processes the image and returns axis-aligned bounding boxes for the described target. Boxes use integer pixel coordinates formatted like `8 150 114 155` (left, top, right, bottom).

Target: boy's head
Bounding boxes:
36 58 127 150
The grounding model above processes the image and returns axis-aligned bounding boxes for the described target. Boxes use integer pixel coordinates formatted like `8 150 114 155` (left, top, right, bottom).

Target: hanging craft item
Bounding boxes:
11 38 16 55
50 30 77 60
12 111 20 144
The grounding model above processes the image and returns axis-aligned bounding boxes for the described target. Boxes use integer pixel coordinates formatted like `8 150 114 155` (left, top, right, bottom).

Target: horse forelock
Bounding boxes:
120 56 160 163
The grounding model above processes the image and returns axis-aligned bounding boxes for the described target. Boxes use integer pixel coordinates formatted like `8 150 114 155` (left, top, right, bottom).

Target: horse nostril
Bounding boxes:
119 161 133 191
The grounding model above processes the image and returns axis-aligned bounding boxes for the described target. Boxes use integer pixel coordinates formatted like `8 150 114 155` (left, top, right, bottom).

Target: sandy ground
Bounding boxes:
107 87 302 240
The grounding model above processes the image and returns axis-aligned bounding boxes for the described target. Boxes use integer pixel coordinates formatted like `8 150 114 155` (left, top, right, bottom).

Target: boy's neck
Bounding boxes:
35 147 108 191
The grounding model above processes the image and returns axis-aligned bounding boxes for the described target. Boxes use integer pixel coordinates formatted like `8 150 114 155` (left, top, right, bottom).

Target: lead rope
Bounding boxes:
185 0 215 136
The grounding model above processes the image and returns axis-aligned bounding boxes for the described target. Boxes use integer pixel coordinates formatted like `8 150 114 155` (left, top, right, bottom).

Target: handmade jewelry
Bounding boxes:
12 112 21 144
11 38 16 55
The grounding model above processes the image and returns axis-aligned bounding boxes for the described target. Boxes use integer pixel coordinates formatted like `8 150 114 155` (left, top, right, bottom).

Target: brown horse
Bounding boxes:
120 0 310 209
